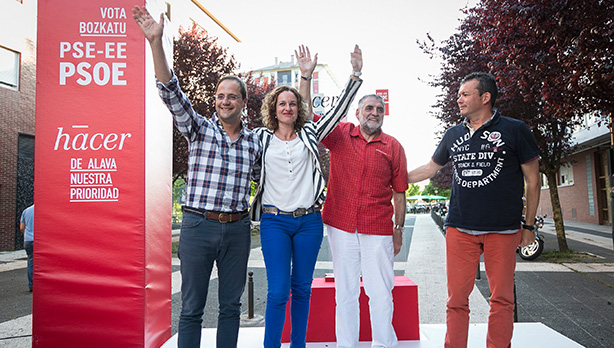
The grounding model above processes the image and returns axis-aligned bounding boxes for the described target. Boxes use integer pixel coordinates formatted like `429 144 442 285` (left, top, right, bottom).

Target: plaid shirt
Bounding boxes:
322 123 408 235
157 74 262 212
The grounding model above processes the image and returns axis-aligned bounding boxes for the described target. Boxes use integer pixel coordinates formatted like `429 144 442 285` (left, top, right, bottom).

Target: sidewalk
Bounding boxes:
540 217 614 252
405 214 490 324
1 215 612 347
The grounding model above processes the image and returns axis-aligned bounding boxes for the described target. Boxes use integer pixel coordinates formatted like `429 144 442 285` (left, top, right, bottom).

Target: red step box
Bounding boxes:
281 275 420 342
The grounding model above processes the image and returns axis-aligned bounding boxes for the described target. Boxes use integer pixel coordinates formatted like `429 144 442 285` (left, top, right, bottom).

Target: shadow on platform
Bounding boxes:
160 323 584 348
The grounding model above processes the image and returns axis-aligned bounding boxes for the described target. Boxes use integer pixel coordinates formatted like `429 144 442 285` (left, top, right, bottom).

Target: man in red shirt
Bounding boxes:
321 93 408 348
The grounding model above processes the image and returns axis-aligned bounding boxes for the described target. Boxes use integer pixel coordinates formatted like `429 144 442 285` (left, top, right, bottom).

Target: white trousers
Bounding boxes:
326 225 397 348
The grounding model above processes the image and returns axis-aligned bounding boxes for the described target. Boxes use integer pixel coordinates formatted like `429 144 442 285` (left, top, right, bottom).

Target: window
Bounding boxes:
277 70 291 86
0 46 20 90
540 165 574 189
18 133 35 158
559 164 574 186
541 174 549 189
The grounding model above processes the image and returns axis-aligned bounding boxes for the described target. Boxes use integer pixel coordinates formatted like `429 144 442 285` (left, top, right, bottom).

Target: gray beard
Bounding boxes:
362 124 382 136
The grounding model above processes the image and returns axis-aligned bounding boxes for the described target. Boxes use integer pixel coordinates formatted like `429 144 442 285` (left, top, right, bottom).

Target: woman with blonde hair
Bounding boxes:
251 45 363 348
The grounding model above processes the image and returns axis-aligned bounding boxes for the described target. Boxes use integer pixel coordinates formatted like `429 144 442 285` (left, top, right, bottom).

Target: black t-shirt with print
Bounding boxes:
432 110 539 231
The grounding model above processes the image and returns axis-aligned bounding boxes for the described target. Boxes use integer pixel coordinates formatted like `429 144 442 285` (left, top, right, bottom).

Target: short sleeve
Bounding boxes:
516 123 539 164
432 128 453 166
391 141 409 192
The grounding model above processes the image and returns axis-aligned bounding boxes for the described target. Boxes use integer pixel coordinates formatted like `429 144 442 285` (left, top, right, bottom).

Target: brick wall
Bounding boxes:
0 0 37 250
0 62 36 250
538 149 602 225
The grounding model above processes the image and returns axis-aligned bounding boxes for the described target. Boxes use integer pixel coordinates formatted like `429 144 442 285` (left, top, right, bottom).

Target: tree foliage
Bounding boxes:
421 0 614 252
431 162 454 190
240 71 276 130
422 182 451 199
407 183 422 197
171 23 275 183
174 23 238 119
171 23 236 183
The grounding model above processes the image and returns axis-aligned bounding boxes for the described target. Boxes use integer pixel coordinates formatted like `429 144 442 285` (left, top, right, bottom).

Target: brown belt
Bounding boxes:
262 205 321 218
183 207 248 223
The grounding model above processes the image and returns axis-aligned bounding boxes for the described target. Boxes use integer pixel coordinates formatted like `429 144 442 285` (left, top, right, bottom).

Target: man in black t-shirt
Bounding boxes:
408 72 540 348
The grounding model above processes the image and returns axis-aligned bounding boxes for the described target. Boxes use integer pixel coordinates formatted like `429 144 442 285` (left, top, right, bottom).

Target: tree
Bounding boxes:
240 71 276 130
171 23 237 183
421 0 614 252
174 23 238 117
422 182 450 199
171 23 276 183
407 183 421 197
431 162 453 190
172 177 186 222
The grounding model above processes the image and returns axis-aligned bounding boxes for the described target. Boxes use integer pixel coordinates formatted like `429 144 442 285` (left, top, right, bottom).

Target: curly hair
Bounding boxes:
261 85 308 132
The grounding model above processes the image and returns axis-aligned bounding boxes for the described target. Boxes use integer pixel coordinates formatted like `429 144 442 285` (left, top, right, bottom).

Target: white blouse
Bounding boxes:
261 135 315 212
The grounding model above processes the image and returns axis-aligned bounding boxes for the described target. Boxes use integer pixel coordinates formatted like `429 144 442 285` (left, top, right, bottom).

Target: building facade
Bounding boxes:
249 57 342 116
0 0 37 250
538 114 612 225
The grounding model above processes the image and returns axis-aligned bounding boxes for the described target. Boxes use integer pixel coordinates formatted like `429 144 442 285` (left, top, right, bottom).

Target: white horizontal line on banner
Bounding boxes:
69 199 119 202
69 169 117 172
80 34 126 37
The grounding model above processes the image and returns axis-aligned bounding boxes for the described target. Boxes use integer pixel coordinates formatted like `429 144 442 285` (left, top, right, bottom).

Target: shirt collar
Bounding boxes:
463 108 500 135
350 124 387 144
212 113 249 138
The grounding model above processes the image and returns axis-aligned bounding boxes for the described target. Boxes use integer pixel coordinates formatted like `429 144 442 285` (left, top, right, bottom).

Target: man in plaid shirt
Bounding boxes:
321 93 408 348
133 7 261 348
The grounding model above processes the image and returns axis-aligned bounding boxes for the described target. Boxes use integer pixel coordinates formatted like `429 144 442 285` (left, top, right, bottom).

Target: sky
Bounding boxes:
168 0 477 185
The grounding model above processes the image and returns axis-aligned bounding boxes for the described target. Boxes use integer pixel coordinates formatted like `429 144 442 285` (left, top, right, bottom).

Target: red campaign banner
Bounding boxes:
376 89 389 115
34 1 172 347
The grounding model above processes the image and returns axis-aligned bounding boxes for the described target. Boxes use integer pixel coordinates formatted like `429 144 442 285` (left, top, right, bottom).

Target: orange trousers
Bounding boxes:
444 227 521 348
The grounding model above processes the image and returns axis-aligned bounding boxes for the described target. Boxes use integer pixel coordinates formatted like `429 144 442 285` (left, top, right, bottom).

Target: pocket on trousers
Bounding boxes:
181 212 205 229
242 215 252 228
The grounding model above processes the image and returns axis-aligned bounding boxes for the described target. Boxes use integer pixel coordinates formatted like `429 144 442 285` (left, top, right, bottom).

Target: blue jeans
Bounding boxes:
260 211 323 348
177 211 251 348
25 241 33 291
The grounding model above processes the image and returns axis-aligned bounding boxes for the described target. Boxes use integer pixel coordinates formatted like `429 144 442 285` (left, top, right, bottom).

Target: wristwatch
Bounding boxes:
351 71 362 77
522 224 535 232
394 225 405 233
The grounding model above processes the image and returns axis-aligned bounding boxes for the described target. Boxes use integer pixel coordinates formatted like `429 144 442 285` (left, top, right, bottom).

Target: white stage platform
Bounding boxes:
160 323 584 347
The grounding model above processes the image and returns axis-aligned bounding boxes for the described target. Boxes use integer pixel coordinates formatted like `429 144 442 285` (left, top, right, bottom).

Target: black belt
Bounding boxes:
183 207 248 223
262 205 321 218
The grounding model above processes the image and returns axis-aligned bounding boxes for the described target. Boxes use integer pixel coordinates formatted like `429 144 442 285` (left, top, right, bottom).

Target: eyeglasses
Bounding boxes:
215 94 241 101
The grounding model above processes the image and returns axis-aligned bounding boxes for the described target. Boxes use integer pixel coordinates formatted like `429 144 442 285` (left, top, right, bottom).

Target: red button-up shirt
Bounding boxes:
321 122 408 235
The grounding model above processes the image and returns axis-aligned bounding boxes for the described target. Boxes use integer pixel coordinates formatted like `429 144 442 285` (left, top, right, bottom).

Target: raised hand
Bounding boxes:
350 44 363 73
131 6 171 82
295 45 318 77
132 6 164 44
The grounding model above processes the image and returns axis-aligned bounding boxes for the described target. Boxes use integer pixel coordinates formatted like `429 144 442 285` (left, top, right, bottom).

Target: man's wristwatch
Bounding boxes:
394 225 405 233
351 71 362 77
522 224 535 232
